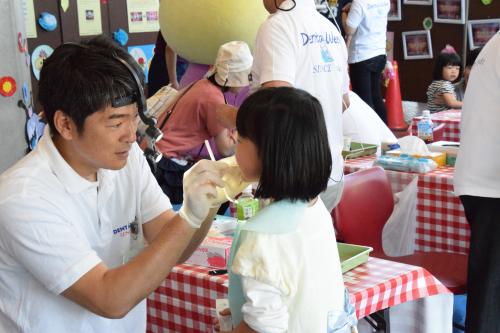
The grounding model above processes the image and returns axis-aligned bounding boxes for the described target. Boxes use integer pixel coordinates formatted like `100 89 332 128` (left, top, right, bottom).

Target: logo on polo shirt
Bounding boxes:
300 32 341 46
113 220 139 238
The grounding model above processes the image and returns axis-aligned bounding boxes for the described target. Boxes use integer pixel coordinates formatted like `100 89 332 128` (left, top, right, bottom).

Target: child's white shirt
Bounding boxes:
232 198 345 332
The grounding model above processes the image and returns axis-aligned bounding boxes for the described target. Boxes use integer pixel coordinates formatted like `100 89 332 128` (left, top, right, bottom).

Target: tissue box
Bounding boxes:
185 237 232 269
427 141 459 166
386 149 446 167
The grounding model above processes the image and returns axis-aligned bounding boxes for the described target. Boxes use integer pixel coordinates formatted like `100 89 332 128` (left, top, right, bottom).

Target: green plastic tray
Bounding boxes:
342 142 378 159
337 243 373 273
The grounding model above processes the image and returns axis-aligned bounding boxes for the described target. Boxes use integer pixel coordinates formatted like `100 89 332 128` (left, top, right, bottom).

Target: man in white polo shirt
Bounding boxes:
252 0 350 212
0 35 226 332
454 32 500 333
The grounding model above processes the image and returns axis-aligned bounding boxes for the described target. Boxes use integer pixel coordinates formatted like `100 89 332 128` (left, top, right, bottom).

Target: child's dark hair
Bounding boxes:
433 51 463 81
236 87 332 202
38 35 143 135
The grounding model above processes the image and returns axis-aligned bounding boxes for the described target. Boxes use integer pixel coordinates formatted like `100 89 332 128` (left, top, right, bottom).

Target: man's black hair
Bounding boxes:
38 35 144 134
466 47 482 68
236 87 332 202
433 51 463 81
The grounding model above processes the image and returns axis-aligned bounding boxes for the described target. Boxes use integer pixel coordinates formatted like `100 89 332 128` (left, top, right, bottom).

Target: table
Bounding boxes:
344 156 470 254
147 258 450 333
410 109 461 142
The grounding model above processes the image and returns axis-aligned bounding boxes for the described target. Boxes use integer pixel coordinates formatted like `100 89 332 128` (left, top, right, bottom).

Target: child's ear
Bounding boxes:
227 128 238 144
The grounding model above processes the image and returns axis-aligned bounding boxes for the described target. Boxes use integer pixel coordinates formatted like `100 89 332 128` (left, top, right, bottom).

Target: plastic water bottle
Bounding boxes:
417 110 434 144
236 185 259 221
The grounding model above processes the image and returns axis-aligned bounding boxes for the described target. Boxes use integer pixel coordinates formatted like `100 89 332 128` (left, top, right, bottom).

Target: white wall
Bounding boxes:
0 0 31 173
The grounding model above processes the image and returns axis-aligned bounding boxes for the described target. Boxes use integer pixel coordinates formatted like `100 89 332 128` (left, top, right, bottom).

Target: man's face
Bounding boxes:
66 103 139 176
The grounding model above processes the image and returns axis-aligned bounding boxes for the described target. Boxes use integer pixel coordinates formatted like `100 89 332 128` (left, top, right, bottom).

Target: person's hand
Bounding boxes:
179 160 227 228
170 80 180 90
211 156 251 207
213 308 232 332
342 3 352 12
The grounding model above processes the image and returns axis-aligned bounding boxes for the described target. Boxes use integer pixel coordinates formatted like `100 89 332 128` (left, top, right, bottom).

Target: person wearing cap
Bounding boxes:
154 41 253 205
251 0 350 213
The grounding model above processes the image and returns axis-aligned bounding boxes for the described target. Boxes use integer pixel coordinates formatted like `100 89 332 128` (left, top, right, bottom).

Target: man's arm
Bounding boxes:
165 45 179 89
62 211 198 319
142 206 220 263
62 160 225 319
341 3 358 48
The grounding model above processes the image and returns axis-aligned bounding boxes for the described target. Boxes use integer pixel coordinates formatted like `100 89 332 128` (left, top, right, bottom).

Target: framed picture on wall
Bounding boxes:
468 19 500 49
433 0 465 24
388 0 402 21
402 30 433 59
404 0 432 5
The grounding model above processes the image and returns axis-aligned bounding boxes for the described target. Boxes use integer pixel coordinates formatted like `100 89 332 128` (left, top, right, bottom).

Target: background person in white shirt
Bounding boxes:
252 0 351 212
0 35 229 333
341 0 390 123
454 32 500 333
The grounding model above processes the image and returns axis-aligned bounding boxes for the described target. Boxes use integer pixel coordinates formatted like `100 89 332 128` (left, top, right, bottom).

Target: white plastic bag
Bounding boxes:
382 176 418 256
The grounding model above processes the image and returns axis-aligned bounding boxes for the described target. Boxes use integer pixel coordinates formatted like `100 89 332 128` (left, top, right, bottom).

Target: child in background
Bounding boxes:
215 87 357 333
426 45 463 113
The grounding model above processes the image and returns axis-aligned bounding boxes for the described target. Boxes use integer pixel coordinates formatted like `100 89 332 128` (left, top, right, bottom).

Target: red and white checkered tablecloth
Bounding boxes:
410 109 461 142
147 258 450 333
344 156 469 254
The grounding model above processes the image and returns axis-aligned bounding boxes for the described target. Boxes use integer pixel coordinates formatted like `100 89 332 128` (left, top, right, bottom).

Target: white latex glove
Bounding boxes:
179 160 226 228
212 156 251 207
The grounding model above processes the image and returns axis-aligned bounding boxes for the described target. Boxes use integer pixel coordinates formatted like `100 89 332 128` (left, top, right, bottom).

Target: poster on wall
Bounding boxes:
433 0 465 24
388 0 402 21
468 19 500 49
77 0 103 36
127 0 160 33
128 44 155 83
21 0 37 38
402 30 433 60
386 31 394 61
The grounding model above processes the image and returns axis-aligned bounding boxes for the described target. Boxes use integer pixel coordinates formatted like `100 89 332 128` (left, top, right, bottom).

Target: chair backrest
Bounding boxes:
332 167 394 254
432 123 446 142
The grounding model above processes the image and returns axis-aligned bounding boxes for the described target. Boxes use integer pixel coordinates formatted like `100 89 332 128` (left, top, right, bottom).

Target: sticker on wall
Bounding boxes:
31 45 54 80
61 0 70 12
113 28 129 46
423 17 433 30
22 83 31 106
128 44 155 83
26 111 45 150
0 76 17 97
25 52 31 68
38 12 58 31
17 32 28 53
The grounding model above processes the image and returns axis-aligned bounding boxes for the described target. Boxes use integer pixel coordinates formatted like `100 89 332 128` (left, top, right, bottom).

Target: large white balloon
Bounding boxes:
159 1 268 65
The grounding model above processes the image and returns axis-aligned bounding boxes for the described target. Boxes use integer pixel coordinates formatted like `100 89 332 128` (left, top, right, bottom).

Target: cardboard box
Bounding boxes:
386 149 446 167
185 237 232 269
427 141 460 166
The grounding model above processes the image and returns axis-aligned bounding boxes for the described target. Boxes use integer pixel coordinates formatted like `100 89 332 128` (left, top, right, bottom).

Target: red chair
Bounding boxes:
332 166 467 294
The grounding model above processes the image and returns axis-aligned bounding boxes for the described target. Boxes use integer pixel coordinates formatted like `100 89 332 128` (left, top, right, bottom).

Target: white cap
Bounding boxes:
206 41 253 88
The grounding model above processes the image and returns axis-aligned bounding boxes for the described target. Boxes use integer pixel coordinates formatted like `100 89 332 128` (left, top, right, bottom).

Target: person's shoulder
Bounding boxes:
0 151 53 199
